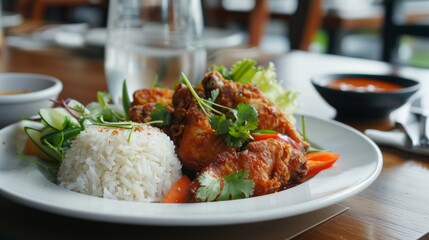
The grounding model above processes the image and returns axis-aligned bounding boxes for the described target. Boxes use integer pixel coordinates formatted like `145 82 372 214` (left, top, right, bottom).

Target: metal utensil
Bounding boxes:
395 120 418 148
410 97 429 147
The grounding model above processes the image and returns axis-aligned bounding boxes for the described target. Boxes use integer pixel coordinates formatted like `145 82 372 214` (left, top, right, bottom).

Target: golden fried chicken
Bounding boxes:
169 84 229 172
129 70 308 179
188 138 308 202
131 88 173 107
129 88 174 124
201 71 309 152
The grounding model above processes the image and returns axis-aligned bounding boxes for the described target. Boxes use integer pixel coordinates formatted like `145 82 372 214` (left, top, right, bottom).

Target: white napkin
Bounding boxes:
365 129 429 156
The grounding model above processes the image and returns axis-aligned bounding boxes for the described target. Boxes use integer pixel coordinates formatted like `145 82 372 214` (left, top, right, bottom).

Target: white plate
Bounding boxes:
0 115 382 226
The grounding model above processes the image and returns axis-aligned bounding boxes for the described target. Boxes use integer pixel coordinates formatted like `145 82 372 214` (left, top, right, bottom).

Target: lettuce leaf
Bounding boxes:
251 62 299 117
212 59 299 118
231 59 262 83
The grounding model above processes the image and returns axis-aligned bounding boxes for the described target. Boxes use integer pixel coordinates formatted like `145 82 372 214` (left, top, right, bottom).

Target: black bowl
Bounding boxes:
311 73 420 120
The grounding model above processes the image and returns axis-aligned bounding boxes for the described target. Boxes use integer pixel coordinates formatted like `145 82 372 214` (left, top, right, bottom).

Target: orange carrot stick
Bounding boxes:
305 152 340 176
305 151 340 162
161 175 191 203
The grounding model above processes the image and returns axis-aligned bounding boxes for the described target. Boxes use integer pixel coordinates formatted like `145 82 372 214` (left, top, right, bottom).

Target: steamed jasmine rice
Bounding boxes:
57 125 182 202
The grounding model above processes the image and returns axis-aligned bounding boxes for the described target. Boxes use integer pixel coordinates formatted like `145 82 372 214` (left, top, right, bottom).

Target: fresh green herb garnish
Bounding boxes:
94 117 162 143
217 170 254 200
196 170 255 202
231 58 263 83
196 172 221 202
211 65 233 80
212 59 262 83
300 115 324 153
181 73 258 148
150 103 172 127
301 116 307 143
87 92 125 122
122 80 131 120
251 129 277 135
251 63 299 117
209 103 258 148
207 89 219 107
40 127 81 158
96 91 110 108
181 72 224 117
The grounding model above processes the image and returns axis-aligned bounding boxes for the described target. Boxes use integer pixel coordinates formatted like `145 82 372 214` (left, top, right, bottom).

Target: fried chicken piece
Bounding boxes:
131 88 173 107
128 103 174 135
189 138 308 202
128 103 155 123
169 84 229 172
201 71 309 152
129 88 174 125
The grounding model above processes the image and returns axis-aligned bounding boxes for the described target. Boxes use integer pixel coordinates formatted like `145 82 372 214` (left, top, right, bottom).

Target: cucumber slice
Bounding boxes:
39 108 80 130
41 127 81 147
40 126 57 136
24 127 61 163
67 99 89 117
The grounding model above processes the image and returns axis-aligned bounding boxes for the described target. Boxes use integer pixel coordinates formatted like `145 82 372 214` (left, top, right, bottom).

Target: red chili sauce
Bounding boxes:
327 78 403 92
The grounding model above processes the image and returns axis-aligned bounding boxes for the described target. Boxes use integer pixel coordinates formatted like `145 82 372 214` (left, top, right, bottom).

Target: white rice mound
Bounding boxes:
57 125 182 202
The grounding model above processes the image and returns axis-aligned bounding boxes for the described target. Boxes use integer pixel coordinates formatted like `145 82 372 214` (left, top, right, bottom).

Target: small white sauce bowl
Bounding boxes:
0 73 63 127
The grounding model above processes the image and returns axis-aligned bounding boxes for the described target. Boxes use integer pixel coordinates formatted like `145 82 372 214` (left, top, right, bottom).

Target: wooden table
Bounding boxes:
1 46 429 239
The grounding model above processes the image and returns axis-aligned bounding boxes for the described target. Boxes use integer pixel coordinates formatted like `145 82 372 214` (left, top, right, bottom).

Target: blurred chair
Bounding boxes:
18 0 86 20
203 0 322 51
322 0 383 54
17 0 107 26
288 0 322 50
322 0 429 56
381 0 429 63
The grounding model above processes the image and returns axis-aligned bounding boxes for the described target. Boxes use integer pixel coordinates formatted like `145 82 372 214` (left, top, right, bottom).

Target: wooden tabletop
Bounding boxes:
1 46 429 240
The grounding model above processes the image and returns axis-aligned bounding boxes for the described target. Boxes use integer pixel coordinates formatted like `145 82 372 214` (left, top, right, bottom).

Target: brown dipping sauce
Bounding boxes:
0 90 31 95
327 78 403 92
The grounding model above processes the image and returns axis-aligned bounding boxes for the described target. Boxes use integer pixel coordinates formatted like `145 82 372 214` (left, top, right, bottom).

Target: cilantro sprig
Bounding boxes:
196 170 255 202
150 103 172 127
209 103 258 148
181 73 259 148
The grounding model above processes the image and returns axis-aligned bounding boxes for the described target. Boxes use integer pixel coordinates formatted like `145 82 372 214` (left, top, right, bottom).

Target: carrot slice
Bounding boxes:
161 175 191 203
305 152 340 176
305 152 340 162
